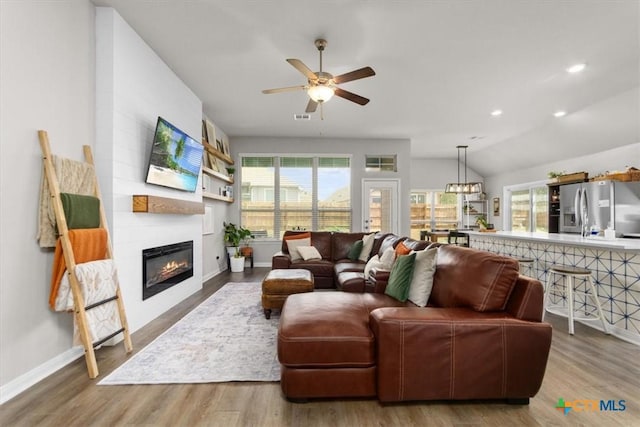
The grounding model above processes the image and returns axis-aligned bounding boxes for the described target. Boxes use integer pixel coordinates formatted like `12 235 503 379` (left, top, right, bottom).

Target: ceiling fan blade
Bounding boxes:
334 87 370 105
262 85 306 94
333 67 376 84
286 58 317 81
305 99 318 113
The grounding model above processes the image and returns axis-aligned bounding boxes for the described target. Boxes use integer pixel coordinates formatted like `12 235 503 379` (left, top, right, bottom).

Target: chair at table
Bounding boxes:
447 231 469 247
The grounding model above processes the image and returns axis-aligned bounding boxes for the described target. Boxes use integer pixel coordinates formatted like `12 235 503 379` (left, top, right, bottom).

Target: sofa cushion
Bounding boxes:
337 272 366 292
359 233 376 262
348 240 364 261
430 245 519 312
285 236 311 261
291 259 334 278
297 245 322 261
335 260 366 276
385 253 416 302
332 232 366 261
278 292 376 367
282 231 332 260
408 247 437 307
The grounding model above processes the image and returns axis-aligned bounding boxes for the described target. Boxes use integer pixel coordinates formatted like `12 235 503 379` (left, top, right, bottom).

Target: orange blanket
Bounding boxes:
49 228 108 310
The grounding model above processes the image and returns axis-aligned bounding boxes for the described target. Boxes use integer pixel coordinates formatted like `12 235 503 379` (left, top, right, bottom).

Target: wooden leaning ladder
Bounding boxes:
39 130 133 378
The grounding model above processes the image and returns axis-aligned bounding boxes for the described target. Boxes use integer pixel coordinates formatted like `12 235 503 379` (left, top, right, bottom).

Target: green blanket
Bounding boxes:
59 193 100 229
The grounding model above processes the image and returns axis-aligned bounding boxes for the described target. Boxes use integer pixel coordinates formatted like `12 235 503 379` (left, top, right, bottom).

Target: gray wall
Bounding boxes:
230 136 411 265
0 1 95 388
484 143 640 229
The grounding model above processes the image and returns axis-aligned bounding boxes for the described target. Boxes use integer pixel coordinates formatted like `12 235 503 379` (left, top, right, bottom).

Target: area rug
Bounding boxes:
98 282 280 385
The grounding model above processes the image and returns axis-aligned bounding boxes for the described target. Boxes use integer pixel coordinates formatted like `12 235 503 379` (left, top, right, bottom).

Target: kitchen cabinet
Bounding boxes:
548 183 560 233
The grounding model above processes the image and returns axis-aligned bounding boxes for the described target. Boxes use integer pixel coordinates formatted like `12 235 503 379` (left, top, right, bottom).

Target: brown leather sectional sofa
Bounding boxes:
277 244 552 404
272 231 431 290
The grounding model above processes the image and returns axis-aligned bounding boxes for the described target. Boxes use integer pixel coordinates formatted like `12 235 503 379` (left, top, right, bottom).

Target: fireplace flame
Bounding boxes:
161 260 188 275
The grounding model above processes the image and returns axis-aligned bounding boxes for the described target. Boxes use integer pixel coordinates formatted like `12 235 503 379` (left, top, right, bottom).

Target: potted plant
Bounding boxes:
547 171 563 183
238 227 254 257
475 214 489 231
226 167 235 180
223 222 245 272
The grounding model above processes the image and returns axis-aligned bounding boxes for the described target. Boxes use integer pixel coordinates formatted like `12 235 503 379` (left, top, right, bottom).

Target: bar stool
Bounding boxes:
543 265 609 335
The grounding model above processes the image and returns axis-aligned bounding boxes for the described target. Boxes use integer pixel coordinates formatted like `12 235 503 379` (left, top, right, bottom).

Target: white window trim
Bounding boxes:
240 153 352 239
503 179 548 231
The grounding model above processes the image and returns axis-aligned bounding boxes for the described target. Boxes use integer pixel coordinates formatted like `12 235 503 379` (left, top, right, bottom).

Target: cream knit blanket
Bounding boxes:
57 259 122 346
37 155 96 247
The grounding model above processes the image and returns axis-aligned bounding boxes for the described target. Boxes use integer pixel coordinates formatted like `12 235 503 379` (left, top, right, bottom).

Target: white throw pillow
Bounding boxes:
408 248 438 307
286 238 311 261
379 246 396 269
296 245 322 261
364 254 384 277
358 233 376 262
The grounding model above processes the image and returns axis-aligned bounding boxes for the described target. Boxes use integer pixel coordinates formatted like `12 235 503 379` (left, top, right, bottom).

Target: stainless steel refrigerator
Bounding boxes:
559 181 640 237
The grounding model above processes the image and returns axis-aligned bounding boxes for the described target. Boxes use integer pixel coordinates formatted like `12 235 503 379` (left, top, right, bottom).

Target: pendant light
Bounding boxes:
444 145 483 194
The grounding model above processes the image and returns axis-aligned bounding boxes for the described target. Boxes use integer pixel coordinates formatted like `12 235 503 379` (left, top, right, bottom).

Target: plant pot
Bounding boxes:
240 246 253 257
229 256 245 273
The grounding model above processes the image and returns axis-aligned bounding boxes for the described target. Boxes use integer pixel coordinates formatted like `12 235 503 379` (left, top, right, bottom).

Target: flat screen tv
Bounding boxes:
145 116 204 192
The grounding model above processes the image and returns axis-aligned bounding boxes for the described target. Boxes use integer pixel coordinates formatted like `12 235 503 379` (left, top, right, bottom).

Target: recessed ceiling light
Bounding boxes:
566 63 586 73
554 111 567 118
490 110 502 116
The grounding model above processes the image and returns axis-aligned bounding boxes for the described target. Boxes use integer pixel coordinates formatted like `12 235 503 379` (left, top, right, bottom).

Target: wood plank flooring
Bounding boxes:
1 267 639 426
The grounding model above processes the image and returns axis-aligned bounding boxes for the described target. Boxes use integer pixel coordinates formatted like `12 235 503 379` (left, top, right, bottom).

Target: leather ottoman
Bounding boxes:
261 269 314 319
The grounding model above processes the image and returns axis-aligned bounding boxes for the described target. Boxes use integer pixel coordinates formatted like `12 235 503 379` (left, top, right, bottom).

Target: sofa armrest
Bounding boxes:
369 267 390 293
369 307 552 402
272 251 292 269
506 275 545 321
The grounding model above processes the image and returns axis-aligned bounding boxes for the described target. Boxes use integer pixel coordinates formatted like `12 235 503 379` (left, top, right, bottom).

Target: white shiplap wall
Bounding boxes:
96 8 203 333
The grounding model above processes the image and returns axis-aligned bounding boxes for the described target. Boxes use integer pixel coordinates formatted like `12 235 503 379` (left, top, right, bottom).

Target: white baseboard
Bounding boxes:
0 346 84 405
254 262 271 268
202 267 222 283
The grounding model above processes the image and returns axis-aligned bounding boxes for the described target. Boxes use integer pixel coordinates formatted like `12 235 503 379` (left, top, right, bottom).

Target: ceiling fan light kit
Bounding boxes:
262 38 375 115
445 145 483 194
307 84 334 103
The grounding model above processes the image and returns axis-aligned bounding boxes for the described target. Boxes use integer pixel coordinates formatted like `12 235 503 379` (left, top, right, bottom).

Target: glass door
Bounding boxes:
508 185 549 232
362 180 399 234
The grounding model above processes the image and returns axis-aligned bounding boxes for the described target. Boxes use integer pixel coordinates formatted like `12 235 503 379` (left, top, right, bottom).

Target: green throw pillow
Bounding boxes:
385 253 416 302
347 240 364 261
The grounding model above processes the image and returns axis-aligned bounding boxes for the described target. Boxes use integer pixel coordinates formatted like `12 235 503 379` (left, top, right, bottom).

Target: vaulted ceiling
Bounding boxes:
92 0 639 176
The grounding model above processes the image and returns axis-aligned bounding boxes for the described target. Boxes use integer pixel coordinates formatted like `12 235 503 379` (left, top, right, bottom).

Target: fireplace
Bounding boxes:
142 240 193 300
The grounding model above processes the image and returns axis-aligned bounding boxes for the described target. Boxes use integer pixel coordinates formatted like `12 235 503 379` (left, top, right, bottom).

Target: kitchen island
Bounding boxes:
467 230 640 345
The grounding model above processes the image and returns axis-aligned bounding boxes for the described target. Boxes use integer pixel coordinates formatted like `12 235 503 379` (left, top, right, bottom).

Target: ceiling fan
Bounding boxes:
262 39 376 115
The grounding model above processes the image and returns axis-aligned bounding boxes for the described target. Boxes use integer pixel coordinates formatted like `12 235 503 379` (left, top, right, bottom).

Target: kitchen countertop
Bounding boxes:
466 230 640 251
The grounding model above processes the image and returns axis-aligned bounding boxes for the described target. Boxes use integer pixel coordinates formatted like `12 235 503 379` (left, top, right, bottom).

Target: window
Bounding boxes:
410 190 459 239
241 156 351 238
506 182 548 232
365 155 397 172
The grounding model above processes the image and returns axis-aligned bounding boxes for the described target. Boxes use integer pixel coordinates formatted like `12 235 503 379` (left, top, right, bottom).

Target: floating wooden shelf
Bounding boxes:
132 195 205 214
203 192 233 203
202 140 233 164
202 166 233 184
